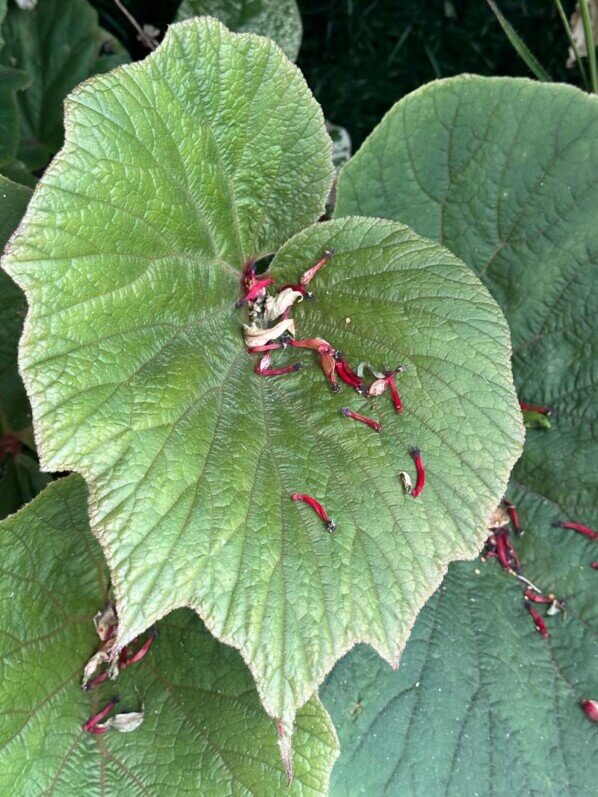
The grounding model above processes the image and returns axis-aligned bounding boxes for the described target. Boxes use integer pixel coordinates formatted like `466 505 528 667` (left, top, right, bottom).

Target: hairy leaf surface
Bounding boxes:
0 476 338 795
3 26 522 725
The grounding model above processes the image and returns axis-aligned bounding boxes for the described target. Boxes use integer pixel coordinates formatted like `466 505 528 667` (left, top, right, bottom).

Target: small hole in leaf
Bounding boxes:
254 254 274 275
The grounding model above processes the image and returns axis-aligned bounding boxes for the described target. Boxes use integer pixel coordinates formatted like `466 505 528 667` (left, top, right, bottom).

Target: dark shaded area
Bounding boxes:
90 0 180 57
297 0 584 145
91 1 586 148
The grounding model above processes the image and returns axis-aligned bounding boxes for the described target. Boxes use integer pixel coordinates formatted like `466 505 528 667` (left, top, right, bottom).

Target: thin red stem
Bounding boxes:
552 521 598 541
340 407 381 432
525 603 549 638
255 352 303 377
300 249 334 286
410 447 425 497
334 353 364 391
503 499 524 536
121 631 157 670
87 671 109 689
581 700 598 721
519 401 553 415
387 374 403 413
524 589 552 604
291 493 336 532
83 697 120 732
246 342 284 353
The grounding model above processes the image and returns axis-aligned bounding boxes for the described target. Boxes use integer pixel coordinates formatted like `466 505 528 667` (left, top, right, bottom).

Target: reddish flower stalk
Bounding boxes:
581 699 598 721
121 630 157 671
287 337 332 351
319 346 340 391
502 530 521 572
503 499 524 536
410 447 426 497
494 529 513 571
291 493 336 532
367 367 405 412
519 401 553 416
241 259 256 291
88 671 109 689
340 407 381 432
235 277 276 307
525 603 549 639
386 370 404 413
300 249 334 286
524 589 553 604
551 520 598 541
246 342 284 353
255 352 303 377
0 433 21 460
83 697 120 732
334 352 364 392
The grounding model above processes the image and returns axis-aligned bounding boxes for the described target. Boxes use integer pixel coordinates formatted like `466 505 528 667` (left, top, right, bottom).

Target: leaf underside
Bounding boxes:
327 76 598 791
0 476 338 795
2 22 522 726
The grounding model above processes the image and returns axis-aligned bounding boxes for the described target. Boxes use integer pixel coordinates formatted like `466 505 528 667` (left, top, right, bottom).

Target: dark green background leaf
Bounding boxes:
322 498 598 795
326 76 598 792
0 475 339 794
0 174 31 434
176 0 303 61
0 0 129 171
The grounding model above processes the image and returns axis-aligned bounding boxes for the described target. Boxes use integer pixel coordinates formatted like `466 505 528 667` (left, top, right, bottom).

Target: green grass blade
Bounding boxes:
554 0 589 89
486 0 551 82
579 0 598 92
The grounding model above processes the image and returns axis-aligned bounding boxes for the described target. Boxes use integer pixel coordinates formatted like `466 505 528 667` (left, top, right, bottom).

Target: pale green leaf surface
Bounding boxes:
327 76 598 791
176 0 302 61
0 475 338 796
3 24 522 726
0 0 129 171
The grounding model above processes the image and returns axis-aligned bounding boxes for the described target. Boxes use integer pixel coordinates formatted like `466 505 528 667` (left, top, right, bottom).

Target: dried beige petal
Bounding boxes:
99 709 145 733
567 1 598 67
93 604 117 641
264 288 303 322
488 506 509 529
243 318 295 347
368 377 389 397
399 471 413 494
81 637 117 689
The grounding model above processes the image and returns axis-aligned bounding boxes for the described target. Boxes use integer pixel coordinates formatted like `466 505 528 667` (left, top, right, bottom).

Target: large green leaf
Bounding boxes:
0 476 338 794
2 21 522 727
0 0 29 176
176 0 302 61
0 0 129 171
322 498 598 794
328 76 598 789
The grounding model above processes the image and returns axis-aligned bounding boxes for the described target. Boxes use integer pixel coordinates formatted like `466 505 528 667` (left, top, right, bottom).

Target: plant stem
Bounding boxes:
554 0 589 89
579 0 598 92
